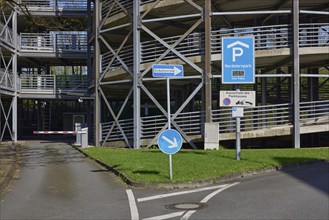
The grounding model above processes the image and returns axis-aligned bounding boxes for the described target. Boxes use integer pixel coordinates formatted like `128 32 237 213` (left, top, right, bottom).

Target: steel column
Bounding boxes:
133 0 141 149
12 6 17 141
205 0 212 123
94 0 101 146
292 0 300 149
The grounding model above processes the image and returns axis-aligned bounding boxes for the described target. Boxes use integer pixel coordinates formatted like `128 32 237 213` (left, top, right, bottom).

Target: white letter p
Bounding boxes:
232 47 243 62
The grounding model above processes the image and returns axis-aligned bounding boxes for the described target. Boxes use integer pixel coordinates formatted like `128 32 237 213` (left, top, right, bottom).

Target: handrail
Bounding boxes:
102 0 154 19
20 32 88 53
100 100 329 143
20 74 55 93
18 0 91 11
101 23 329 73
19 74 88 93
20 33 54 52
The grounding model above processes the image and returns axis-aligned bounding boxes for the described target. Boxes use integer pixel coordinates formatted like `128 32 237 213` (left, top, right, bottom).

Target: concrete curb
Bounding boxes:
74 146 329 189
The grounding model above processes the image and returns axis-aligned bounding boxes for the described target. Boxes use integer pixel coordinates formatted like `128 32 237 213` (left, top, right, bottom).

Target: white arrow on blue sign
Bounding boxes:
157 129 183 155
222 37 255 84
152 64 184 78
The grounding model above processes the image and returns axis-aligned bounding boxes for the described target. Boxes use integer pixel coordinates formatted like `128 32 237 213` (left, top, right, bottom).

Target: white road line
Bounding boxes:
143 211 185 220
126 189 139 220
180 210 197 220
137 184 229 202
200 182 240 203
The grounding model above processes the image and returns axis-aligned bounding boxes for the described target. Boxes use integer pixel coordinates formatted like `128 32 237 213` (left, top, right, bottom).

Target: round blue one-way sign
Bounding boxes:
157 129 183 155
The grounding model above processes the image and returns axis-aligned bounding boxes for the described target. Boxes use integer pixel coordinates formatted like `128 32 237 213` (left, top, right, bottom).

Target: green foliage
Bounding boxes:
84 147 329 183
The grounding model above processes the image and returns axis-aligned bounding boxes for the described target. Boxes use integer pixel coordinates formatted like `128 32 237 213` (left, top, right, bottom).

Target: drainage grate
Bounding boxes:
166 203 207 211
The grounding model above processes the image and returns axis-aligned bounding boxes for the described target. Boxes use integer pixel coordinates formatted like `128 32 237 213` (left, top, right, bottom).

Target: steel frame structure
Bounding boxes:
0 1 18 142
0 0 92 142
95 0 329 149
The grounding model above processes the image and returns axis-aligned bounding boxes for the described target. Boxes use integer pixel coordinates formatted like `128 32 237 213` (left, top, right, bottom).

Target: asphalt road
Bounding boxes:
1 141 328 220
0 141 130 220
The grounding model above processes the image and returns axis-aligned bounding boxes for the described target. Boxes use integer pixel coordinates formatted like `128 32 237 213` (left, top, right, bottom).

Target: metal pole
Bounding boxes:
236 87 241 160
169 154 173 180
292 0 300 149
133 0 141 149
12 6 18 142
167 78 172 180
205 0 212 123
94 0 101 146
167 78 171 129
236 116 241 160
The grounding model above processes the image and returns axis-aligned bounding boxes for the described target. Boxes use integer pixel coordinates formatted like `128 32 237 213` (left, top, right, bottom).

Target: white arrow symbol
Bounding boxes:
162 135 178 148
174 66 181 75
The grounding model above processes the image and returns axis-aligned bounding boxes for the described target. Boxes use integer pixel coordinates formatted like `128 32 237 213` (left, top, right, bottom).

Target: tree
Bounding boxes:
1 0 87 32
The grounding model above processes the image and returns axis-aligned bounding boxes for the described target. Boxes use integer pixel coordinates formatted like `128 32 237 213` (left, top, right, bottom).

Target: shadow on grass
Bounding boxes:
132 170 160 175
273 157 329 195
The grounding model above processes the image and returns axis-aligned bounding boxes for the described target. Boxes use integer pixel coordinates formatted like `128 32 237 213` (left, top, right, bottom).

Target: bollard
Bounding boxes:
75 123 82 146
81 127 88 148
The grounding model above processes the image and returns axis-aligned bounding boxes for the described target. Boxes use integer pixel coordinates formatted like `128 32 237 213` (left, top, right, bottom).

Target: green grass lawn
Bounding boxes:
84 147 329 183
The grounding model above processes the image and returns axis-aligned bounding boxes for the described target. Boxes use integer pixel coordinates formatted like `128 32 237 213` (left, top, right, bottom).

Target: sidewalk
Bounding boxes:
0 141 18 195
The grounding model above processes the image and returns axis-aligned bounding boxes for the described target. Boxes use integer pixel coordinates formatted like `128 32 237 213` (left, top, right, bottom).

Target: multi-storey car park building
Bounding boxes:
1 0 328 149
94 0 328 149
0 0 93 142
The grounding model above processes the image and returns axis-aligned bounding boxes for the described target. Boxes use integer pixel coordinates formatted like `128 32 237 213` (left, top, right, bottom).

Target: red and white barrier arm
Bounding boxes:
33 131 78 135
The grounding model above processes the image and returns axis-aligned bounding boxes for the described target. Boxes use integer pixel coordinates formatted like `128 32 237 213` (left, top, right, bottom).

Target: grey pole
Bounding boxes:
167 78 173 180
12 5 18 142
133 0 141 149
236 87 241 160
236 116 241 160
94 0 101 146
205 0 212 123
292 0 300 149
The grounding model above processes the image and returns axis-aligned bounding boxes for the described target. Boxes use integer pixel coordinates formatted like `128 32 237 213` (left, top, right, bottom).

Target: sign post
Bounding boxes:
153 64 184 179
221 37 255 160
157 129 183 180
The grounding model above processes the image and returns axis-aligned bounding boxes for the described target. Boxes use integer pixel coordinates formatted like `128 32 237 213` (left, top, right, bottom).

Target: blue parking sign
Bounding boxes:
222 37 255 84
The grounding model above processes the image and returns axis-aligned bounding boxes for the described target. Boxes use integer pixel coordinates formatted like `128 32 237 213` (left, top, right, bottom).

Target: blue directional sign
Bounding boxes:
157 129 183 155
152 64 184 78
222 37 255 84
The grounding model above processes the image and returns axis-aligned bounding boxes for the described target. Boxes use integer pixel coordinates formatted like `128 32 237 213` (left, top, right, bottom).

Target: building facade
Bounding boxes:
94 0 329 149
0 0 93 142
1 0 328 149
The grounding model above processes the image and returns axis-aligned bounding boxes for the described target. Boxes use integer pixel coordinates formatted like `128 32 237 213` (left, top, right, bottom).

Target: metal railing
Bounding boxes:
100 100 329 142
101 23 329 73
18 0 90 11
0 69 15 91
20 33 54 51
19 74 88 93
19 74 55 93
101 0 154 19
213 103 293 132
55 34 88 52
20 32 88 53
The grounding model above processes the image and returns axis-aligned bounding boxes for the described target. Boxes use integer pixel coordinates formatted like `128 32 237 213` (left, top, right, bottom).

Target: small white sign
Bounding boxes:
220 90 256 107
232 107 244 118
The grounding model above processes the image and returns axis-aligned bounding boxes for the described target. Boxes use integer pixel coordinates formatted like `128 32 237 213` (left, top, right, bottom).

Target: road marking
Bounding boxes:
137 184 231 202
201 182 240 203
143 211 185 220
180 210 197 220
126 189 139 220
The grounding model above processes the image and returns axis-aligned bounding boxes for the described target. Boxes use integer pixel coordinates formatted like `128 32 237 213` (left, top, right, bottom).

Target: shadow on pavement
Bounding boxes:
273 157 329 196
